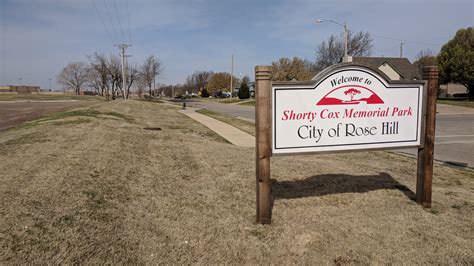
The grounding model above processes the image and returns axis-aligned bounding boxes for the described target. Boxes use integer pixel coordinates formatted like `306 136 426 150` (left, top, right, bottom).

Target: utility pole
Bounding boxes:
343 21 348 62
400 42 405 58
316 19 349 62
230 54 234 99
115 44 132 99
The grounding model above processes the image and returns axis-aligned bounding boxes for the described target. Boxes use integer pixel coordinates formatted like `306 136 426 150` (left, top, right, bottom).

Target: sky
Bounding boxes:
0 0 473 90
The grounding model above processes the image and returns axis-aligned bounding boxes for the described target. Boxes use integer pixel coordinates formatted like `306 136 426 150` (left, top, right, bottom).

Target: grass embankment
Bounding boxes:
0 93 104 102
238 100 255 106
438 99 474 108
1 100 473 264
219 98 241 104
198 97 253 105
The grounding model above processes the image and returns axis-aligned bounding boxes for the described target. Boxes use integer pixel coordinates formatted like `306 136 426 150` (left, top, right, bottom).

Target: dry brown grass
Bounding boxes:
0 100 473 264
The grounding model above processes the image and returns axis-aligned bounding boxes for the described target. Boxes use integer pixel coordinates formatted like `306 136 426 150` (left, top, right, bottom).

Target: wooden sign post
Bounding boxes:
416 66 439 208
255 66 272 224
254 63 438 224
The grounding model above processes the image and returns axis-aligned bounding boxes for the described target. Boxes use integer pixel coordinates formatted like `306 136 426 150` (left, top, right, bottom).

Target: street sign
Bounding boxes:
255 64 437 224
272 64 425 154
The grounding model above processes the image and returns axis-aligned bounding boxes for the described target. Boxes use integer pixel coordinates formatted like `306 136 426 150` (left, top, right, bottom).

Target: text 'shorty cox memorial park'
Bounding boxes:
272 64 424 154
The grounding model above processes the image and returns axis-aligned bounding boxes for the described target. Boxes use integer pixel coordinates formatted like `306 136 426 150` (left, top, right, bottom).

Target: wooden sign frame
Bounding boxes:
254 64 438 224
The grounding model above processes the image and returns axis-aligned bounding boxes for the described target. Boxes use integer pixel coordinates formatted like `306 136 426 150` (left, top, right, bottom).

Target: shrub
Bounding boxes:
238 82 250 99
201 88 210 98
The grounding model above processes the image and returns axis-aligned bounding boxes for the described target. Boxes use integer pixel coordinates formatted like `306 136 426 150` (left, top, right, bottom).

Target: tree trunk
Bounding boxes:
105 84 109 100
111 81 116 100
117 82 125 99
468 85 474 101
127 82 133 100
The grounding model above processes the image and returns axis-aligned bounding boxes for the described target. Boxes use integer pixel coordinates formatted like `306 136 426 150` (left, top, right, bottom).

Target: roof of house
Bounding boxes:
352 57 421 80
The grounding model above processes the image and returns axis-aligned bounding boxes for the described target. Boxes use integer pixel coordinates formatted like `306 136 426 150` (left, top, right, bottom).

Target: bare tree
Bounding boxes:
87 66 102 95
315 30 373 70
184 75 196 94
271 57 316 81
126 64 139 99
135 75 148 98
57 62 88 95
183 71 214 96
88 53 110 99
139 55 163 99
107 54 122 100
413 49 437 74
194 71 213 94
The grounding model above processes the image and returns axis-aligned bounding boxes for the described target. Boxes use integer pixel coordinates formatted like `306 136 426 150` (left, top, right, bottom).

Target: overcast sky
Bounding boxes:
1 0 473 90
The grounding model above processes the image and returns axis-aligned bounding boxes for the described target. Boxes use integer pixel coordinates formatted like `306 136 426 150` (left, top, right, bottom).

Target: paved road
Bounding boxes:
186 99 474 168
0 101 87 131
186 100 256 121
397 105 474 168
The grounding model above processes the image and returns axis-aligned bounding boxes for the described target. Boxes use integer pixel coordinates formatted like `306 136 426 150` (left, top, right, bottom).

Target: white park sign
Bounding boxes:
272 64 425 154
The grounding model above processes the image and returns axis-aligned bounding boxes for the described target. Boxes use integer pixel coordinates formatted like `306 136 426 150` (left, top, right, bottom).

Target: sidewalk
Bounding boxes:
179 107 255 148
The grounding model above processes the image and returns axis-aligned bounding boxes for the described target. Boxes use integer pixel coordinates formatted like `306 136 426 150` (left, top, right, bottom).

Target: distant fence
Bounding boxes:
0 86 40 93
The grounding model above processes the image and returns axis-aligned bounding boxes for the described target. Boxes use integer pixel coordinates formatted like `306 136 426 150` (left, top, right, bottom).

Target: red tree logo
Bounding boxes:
344 88 361 101
317 85 384 105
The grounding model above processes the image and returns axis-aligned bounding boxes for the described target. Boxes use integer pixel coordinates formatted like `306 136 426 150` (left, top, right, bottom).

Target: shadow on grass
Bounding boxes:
272 172 415 201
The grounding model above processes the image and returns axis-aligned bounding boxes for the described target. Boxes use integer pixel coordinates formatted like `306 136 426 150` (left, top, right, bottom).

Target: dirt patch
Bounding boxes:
0 101 97 131
0 100 473 264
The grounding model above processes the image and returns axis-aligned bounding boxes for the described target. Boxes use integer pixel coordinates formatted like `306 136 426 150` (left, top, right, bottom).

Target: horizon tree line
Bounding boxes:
57 53 162 100
58 27 473 100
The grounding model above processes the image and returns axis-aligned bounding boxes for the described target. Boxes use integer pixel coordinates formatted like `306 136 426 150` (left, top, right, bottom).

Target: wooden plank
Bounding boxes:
255 65 272 224
416 66 438 208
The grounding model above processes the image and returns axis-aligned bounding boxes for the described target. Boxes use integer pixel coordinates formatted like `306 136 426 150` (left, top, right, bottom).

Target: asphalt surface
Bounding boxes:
0 101 87 131
185 100 256 121
185 99 474 168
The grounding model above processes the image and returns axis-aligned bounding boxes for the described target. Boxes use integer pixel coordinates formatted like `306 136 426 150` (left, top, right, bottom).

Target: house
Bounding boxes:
352 57 421 81
439 83 468 97
351 57 467 97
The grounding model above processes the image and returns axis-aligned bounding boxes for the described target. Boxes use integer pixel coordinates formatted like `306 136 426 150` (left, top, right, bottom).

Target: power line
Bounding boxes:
372 43 400 57
125 0 132 44
91 0 115 44
112 0 126 43
103 0 120 43
372 34 442 47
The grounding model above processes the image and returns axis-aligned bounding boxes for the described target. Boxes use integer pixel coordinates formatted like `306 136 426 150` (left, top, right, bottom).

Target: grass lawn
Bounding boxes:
219 98 242 104
238 100 255 106
438 99 474 108
1 100 473 264
197 97 252 104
